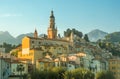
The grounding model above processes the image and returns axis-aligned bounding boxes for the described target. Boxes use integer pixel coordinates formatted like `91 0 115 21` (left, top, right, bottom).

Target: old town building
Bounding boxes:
18 11 71 68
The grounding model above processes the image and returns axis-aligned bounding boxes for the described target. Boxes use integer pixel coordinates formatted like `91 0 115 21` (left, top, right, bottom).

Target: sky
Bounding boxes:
0 0 120 37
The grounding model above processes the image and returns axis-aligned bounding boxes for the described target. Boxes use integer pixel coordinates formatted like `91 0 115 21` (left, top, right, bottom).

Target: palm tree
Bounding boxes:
17 64 24 79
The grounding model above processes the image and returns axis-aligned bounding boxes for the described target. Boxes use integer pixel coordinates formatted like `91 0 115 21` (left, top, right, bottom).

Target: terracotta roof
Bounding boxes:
37 58 53 62
26 36 70 42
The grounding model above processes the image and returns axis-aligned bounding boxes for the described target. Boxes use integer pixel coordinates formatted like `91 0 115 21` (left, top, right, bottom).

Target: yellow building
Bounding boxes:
36 57 54 71
18 36 69 64
109 58 120 79
18 11 70 68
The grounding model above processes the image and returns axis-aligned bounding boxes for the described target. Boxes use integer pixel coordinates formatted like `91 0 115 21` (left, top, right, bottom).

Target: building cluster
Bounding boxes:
0 11 120 79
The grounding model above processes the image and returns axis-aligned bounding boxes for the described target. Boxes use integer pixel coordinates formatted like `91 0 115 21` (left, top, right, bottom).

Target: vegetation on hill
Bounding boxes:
30 67 114 79
0 42 16 53
84 34 90 42
97 31 120 57
105 32 120 42
30 67 94 79
98 40 120 56
96 71 115 79
0 42 21 53
64 28 83 38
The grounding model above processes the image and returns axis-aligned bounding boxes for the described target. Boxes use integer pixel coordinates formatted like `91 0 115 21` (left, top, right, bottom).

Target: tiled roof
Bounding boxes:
26 36 69 42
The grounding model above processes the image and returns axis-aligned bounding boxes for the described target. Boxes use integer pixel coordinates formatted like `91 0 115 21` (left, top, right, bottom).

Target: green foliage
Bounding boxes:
64 68 94 79
105 32 120 42
30 67 66 79
9 44 21 56
51 67 66 79
1 42 16 53
30 68 95 79
98 41 120 56
84 34 90 42
30 70 40 79
64 28 83 38
22 74 28 79
11 51 18 57
51 67 66 72
96 71 115 79
42 51 52 56
100 32 120 56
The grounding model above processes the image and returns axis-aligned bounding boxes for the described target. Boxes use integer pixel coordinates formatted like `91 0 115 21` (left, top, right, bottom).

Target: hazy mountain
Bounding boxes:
16 33 34 44
0 31 16 44
0 31 46 45
105 32 120 42
0 29 107 45
87 29 108 42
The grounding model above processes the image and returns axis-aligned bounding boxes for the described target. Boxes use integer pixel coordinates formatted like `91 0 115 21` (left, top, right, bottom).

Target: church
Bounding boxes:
18 11 73 65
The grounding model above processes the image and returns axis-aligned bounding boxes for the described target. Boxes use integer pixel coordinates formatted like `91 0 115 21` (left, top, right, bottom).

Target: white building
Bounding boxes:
82 53 94 69
11 61 28 76
0 58 11 79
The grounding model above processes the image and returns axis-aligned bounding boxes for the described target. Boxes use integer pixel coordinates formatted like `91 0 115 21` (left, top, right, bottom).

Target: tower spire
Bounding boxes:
47 10 57 39
50 10 55 28
34 28 38 38
50 10 54 18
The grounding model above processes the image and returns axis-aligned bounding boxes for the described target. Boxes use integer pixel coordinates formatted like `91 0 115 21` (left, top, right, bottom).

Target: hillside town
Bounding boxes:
0 11 120 79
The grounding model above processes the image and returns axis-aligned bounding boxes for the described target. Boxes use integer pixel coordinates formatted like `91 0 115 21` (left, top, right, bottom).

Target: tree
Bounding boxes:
17 64 24 79
11 51 18 57
98 40 120 56
52 67 66 79
64 68 94 79
64 28 83 38
96 71 115 79
58 34 61 38
64 28 71 37
30 67 66 79
30 68 95 79
2 42 16 53
30 69 40 79
10 44 21 57
84 34 90 42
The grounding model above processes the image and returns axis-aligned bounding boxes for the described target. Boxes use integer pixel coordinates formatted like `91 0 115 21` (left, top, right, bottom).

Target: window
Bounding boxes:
13 69 15 72
112 61 115 64
32 41 34 43
69 64 71 67
39 42 41 44
112 66 116 70
113 72 116 75
33 46 34 48
29 53 33 56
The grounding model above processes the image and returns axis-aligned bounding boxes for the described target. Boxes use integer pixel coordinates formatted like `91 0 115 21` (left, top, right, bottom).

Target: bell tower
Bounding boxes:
34 28 38 38
47 10 57 39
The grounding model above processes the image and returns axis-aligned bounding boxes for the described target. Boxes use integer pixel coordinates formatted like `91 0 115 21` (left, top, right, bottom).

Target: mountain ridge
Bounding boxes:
87 29 108 42
0 31 35 45
0 29 119 45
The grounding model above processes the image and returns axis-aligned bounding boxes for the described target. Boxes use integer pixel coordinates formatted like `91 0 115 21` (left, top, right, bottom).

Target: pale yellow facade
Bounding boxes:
36 58 54 71
109 59 120 79
18 36 70 64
